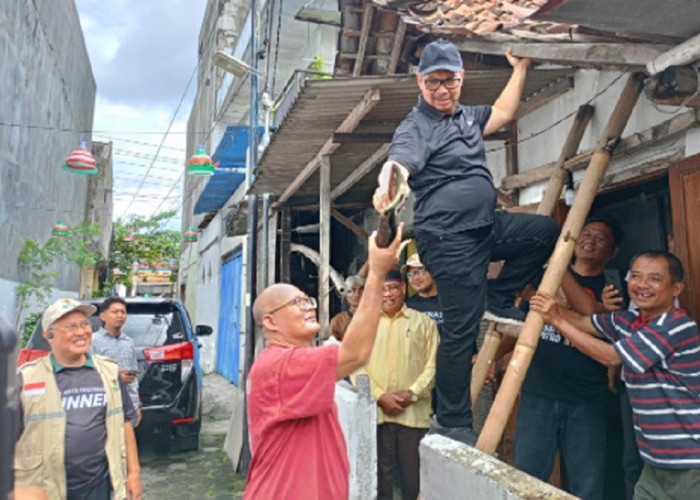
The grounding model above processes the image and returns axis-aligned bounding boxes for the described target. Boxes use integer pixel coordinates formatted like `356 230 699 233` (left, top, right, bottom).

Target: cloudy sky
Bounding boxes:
75 0 208 228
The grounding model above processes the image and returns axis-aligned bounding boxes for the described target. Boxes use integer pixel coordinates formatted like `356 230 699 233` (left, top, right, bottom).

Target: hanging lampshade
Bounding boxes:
52 221 69 237
184 228 198 243
186 145 215 176
62 141 97 175
123 227 139 242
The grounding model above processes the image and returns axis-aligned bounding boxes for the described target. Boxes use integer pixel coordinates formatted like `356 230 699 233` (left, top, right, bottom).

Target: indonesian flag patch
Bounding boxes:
24 382 46 397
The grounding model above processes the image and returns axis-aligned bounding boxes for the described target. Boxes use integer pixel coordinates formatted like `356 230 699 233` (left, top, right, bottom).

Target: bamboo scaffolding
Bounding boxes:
476 73 645 455
470 104 594 406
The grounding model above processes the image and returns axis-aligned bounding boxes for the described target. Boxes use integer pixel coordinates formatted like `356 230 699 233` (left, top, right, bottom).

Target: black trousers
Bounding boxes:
415 211 559 427
377 423 427 500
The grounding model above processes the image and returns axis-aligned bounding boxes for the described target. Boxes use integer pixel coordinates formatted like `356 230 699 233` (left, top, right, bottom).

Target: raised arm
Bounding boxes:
483 49 531 137
337 226 404 380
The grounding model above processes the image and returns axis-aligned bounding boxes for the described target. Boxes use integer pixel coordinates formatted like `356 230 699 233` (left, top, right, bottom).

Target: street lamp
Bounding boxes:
212 51 263 78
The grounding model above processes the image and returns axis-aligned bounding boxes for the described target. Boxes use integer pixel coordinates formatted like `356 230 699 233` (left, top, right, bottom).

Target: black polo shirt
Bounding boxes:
389 96 495 233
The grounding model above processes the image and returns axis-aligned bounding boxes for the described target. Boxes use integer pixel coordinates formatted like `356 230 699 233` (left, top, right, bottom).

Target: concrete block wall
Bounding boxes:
0 0 96 321
420 435 577 500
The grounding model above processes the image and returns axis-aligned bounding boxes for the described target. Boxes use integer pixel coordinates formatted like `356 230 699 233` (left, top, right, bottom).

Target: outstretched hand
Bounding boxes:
530 291 560 325
367 223 407 276
505 47 531 72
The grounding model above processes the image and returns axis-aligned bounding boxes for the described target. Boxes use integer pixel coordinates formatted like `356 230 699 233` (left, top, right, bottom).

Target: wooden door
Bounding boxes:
669 153 700 321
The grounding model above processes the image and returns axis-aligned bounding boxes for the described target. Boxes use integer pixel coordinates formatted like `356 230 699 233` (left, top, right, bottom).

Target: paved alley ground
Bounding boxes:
137 373 246 499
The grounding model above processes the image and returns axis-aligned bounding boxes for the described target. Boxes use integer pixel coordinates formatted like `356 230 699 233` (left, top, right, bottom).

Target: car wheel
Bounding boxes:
175 432 199 452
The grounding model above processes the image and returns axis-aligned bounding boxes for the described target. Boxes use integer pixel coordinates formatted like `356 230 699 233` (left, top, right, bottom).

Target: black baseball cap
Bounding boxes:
419 39 463 75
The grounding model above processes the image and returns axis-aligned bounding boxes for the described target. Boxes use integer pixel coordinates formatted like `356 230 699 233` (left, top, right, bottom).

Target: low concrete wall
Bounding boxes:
420 435 577 500
335 377 377 500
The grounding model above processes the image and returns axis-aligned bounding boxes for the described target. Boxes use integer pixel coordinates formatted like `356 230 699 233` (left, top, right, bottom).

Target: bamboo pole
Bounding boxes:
470 104 595 407
476 73 646 455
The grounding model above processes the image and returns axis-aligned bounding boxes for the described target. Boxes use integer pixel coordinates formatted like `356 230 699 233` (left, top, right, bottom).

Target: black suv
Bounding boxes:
19 298 213 451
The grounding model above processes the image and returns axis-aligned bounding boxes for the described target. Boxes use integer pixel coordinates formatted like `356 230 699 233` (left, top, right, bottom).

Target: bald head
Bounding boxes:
253 284 300 327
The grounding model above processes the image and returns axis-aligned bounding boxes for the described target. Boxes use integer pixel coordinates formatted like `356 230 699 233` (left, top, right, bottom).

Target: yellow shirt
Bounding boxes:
354 305 438 428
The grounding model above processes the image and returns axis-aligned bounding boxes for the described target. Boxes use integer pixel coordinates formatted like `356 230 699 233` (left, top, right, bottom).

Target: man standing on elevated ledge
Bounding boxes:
373 39 558 445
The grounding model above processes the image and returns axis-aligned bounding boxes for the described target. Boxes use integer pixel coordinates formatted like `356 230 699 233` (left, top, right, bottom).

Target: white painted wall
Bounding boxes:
498 69 699 206
196 217 223 372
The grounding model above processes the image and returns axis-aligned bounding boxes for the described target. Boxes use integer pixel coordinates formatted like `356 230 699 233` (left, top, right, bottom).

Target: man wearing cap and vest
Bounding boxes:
15 298 141 500
373 39 559 444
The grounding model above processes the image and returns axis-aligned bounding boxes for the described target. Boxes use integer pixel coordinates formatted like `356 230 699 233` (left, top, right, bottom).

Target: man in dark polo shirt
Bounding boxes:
402 253 444 335
373 39 559 444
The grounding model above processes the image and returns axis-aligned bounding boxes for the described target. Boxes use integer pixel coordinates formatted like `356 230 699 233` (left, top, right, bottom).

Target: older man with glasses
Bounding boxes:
373 39 559 445
14 298 141 500
243 229 404 500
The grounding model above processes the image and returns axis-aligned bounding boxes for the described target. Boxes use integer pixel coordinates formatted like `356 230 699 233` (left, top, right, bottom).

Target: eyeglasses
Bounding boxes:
422 76 462 91
267 296 317 315
406 268 427 279
383 283 402 293
50 320 92 334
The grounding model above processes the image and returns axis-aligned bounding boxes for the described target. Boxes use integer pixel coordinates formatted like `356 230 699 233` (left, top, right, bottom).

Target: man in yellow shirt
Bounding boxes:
354 269 439 500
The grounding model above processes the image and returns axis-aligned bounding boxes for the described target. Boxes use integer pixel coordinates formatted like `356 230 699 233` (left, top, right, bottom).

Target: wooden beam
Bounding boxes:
647 32 700 75
280 207 291 283
505 122 519 178
502 109 697 190
387 19 406 75
536 104 594 215
331 208 369 239
319 156 331 336
274 88 381 206
477 73 646 456
454 41 672 68
289 201 372 211
353 3 374 77
333 132 394 144
331 143 391 200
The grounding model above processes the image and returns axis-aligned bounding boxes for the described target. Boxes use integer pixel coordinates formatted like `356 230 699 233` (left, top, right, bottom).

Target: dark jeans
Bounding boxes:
620 383 643 500
377 423 427 500
415 211 558 427
514 392 608 500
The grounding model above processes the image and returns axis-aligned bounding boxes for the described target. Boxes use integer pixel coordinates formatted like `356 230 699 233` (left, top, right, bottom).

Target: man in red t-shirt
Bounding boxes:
244 228 404 500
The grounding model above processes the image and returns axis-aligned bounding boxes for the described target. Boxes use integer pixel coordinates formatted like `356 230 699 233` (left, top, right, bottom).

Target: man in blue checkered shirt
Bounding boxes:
531 251 700 499
91 297 141 426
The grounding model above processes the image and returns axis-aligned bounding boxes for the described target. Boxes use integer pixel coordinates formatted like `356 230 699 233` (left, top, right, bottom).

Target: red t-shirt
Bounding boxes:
244 343 349 500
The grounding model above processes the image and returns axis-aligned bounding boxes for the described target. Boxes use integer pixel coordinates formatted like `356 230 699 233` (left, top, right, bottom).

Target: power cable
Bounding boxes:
120 61 199 218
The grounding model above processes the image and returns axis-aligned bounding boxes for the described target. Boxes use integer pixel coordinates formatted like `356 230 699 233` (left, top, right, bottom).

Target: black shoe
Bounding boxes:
427 417 477 446
483 304 526 326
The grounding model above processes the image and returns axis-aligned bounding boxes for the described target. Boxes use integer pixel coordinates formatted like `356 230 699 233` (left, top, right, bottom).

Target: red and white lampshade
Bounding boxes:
62 141 97 175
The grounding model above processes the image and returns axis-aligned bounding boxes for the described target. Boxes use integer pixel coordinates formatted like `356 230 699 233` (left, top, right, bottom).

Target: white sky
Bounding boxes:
75 0 208 229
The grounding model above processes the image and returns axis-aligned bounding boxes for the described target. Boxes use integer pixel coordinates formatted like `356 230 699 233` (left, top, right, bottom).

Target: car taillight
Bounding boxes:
142 341 194 383
143 341 194 362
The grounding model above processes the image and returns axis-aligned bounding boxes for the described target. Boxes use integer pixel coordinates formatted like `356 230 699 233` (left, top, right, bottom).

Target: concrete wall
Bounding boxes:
196 217 223 372
420 435 577 500
335 377 377 500
0 0 97 323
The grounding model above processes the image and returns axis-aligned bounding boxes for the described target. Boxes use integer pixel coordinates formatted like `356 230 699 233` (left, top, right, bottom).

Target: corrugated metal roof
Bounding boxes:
249 69 573 205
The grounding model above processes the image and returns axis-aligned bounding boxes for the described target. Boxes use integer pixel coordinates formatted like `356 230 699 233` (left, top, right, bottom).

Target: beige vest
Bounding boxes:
15 355 127 500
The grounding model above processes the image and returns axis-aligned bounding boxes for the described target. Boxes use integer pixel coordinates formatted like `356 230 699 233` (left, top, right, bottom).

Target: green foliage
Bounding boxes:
310 55 331 79
21 311 42 347
111 211 181 290
14 221 102 330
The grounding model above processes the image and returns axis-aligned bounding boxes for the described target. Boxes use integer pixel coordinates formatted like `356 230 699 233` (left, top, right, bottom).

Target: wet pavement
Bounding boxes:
137 373 246 499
